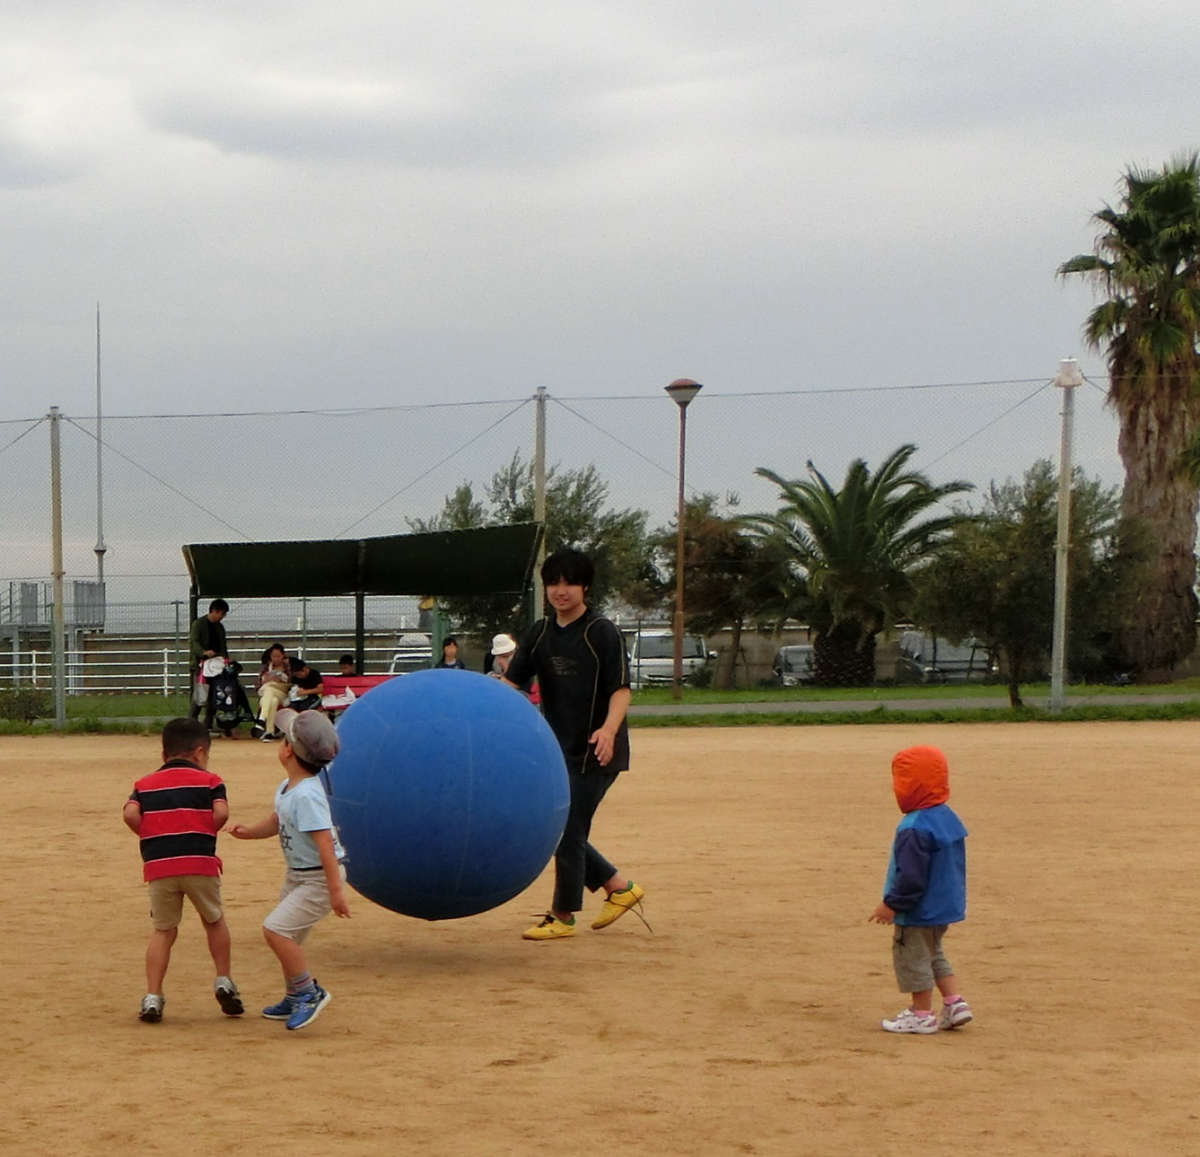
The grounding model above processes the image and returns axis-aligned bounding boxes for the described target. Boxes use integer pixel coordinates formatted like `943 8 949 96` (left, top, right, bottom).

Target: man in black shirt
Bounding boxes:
505 549 646 940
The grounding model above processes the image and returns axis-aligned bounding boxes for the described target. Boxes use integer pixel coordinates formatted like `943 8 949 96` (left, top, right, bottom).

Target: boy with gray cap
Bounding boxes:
231 708 349 1031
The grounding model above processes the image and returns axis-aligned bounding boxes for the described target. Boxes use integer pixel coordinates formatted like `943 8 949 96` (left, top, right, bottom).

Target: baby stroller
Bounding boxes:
208 659 256 737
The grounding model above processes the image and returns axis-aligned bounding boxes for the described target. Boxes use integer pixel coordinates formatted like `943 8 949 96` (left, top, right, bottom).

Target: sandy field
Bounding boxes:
2 722 1198 1156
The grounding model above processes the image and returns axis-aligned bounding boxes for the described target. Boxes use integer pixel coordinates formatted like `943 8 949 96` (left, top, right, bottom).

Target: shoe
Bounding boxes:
250 724 265 739
938 999 973 1030
214 977 244 1016
286 985 331 1031
139 994 164 1023
261 994 296 1020
881 1008 939 1034
522 913 576 940
591 882 645 930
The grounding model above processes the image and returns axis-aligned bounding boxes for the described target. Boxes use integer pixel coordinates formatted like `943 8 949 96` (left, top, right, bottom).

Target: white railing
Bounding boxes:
0 641 405 695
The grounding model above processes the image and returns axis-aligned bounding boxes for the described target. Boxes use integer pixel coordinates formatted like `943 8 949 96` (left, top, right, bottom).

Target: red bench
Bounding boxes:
320 674 395 717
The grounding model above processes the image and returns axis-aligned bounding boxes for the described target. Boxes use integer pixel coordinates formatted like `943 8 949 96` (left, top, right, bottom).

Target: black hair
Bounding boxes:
442 636 458 648
289 656 307 673
261 642 286 665
540 547 594 590
338 653 355 665
162 717 211 759
208 598 230 614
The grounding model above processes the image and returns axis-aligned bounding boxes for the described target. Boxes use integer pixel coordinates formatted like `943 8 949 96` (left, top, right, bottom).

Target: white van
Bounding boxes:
626 629 712 689
387 632 434 676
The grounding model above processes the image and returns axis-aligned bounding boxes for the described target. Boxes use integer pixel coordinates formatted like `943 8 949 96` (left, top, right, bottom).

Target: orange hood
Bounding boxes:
892 745 950 813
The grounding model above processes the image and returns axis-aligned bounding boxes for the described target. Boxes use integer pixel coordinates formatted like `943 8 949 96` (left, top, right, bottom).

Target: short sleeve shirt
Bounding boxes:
506 608 631 774
274 775 345 870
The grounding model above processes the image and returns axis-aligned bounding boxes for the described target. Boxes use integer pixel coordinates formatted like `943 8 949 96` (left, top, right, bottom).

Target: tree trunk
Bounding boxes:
1114 377 1200 679
814 625 876 686
714 619 743 690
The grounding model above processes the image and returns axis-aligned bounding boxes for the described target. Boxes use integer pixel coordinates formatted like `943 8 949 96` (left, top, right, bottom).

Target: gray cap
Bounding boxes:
276 708 340 765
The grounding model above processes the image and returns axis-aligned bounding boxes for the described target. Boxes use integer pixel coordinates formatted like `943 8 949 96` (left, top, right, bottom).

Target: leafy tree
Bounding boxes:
412 453 651 636
746 445 970 686
913 460 1128 707
1058 154 1200 680
650 493 794 689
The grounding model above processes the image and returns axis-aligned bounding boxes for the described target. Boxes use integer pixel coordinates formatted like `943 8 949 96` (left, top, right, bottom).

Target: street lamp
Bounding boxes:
665 377 703 701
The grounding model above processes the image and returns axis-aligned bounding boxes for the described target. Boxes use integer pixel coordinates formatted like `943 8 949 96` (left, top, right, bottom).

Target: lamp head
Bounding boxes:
665 378 703 409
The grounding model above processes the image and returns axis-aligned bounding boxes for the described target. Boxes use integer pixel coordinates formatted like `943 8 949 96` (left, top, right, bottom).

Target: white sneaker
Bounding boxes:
881 1007 938 1034
938 999 973 1030
139 994 164 1023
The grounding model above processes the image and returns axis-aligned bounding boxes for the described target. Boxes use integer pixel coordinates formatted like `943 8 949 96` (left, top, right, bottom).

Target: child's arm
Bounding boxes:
123 799 142 834
230 813 280 840
869 829 933 922
312 828 351 919
213 799 229 831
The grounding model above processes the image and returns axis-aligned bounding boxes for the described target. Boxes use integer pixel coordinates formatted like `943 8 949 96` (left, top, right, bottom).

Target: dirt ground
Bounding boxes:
3 723 1198 1156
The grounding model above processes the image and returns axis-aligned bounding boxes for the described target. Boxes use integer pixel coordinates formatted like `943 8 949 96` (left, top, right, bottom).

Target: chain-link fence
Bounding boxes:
1 375 1124 697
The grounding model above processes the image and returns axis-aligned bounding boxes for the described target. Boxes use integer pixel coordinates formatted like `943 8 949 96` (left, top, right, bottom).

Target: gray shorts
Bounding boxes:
892 924 954 992
263 865 347 943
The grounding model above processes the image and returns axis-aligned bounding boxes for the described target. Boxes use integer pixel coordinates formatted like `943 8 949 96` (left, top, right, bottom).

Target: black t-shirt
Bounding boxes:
294 666 323 692
506 608 631 774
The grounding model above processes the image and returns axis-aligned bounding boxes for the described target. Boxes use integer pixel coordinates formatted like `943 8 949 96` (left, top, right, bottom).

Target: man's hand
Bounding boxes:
589 726 617 766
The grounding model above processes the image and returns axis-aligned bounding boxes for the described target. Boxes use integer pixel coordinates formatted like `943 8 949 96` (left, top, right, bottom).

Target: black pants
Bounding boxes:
552 769 619 913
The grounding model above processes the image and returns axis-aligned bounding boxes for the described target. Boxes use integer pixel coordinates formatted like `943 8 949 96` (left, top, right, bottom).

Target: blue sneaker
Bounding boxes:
261 994 296 1020
285 984 331 1031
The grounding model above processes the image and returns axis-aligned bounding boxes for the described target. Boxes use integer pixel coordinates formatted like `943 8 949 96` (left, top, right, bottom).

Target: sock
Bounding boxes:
287 971 316 997
912 1008 935 1019
942 994 963 1006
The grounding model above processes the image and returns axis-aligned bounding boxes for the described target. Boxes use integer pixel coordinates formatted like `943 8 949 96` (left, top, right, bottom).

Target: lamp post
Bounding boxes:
665 378 703 702
1049 357 1082 714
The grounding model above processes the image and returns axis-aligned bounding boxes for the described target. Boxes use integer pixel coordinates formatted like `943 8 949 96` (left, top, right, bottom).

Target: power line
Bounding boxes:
63 417 253 541
333 397 533 538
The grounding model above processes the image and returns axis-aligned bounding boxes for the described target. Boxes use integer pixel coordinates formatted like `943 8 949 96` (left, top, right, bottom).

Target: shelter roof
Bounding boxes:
182 523 543 599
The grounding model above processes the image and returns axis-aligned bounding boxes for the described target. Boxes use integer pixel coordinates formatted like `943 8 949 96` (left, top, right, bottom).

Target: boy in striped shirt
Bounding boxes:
124 717 243 1024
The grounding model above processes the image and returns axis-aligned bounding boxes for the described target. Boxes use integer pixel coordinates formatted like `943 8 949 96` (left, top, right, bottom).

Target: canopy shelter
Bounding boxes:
182 523 544 666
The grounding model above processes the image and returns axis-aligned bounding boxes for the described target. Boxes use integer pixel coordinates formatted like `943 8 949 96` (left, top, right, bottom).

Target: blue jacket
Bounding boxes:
883 803 967 926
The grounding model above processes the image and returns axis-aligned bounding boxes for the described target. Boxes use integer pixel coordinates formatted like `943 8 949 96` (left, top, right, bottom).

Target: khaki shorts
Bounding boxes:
148 874 224 930
263 865 347 944
892 923 953 992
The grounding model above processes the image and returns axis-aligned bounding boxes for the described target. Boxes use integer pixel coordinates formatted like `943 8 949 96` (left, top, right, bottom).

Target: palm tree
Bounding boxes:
746 445 970 686
1058 154 1200 680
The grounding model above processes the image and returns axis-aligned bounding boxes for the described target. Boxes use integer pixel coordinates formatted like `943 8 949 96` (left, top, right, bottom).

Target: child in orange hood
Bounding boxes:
868 745 972 1034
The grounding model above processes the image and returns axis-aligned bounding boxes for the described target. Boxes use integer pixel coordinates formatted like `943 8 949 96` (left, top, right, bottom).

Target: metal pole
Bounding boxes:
664 379 702 702
49 407 67 728
673 404 687 701
94 303 107 588
1050 358 1082 713
533 386 547 621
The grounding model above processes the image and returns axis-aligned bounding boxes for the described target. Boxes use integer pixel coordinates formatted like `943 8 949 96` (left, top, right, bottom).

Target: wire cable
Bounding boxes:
333 397 533 538
62 417 253 540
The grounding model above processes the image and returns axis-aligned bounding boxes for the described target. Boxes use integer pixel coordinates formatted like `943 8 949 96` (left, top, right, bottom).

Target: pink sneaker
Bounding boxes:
881 1008 938 1034
938 999 973 1030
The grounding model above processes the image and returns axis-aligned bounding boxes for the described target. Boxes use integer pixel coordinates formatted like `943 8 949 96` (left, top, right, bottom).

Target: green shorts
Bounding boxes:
892 923 953 992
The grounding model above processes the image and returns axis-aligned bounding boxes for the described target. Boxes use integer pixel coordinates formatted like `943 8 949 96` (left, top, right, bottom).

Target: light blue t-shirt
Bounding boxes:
274 775 345 870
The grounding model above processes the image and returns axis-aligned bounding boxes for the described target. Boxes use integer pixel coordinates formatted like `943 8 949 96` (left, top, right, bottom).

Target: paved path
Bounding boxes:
628 692 1200 716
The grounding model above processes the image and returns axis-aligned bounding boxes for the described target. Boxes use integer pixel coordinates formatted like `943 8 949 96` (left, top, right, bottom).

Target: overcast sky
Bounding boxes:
1 1 1196 598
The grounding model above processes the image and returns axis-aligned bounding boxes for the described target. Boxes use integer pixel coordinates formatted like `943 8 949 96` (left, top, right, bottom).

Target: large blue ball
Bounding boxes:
326 669 568 920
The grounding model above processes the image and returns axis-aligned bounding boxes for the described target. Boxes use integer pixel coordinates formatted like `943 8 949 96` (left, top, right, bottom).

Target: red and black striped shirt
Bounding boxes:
129 759 226 882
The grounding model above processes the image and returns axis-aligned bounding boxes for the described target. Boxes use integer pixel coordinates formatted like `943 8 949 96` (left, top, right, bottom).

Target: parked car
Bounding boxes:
626 629 714 689
896 631 995 683
772 644 814 686
388 632 434 675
